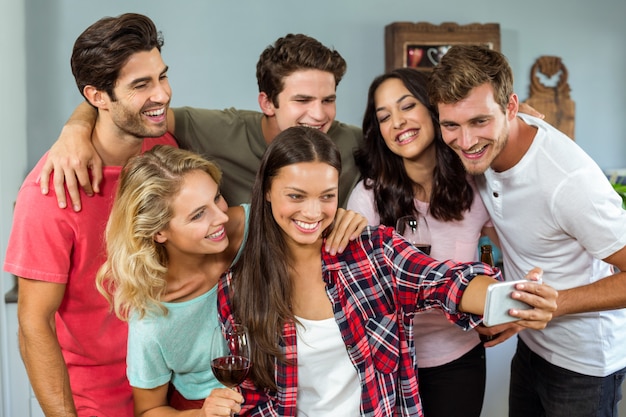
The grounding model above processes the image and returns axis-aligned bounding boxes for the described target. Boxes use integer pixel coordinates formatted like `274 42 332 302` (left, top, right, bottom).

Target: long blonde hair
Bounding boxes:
96 145 222 320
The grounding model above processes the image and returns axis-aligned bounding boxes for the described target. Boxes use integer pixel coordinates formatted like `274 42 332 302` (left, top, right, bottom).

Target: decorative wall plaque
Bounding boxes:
385 22 501 72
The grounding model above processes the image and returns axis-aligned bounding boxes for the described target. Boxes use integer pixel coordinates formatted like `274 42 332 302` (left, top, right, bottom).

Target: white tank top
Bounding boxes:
295 316 361 416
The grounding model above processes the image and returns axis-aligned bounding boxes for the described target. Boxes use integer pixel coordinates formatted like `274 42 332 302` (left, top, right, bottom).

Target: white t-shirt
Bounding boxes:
347 175 490 367
295 316 361 416
476 113 626 377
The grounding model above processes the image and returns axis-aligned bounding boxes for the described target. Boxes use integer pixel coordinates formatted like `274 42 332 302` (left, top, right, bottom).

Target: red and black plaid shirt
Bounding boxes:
218 225 499 416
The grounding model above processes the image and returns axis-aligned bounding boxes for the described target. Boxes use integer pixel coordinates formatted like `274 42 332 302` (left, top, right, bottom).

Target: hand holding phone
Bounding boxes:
483 280 532 327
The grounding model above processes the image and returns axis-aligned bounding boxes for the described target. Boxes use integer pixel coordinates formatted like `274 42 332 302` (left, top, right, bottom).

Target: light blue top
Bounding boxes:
127 204 250 399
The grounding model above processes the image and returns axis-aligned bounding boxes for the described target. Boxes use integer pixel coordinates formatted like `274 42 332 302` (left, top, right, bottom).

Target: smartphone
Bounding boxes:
483 280 532 327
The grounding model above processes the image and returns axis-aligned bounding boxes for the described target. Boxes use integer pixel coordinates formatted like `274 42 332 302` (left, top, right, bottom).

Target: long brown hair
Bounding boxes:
231 126 341 390
355 67 473 224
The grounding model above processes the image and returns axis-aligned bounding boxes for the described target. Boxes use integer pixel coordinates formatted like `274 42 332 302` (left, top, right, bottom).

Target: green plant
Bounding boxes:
612 182 626 209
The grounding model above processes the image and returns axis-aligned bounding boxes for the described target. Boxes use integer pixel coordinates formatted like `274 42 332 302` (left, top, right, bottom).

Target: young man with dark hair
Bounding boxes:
41 33 362 211
4 13 177 416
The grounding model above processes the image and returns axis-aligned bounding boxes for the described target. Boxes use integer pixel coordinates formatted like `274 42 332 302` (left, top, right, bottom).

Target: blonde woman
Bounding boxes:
97 145 366 416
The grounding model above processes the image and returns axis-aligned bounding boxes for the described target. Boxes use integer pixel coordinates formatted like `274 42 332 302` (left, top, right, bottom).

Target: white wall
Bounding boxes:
0 0 27 416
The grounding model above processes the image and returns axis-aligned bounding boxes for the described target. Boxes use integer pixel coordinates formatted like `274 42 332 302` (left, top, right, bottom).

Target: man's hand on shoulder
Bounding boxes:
39 125 102 212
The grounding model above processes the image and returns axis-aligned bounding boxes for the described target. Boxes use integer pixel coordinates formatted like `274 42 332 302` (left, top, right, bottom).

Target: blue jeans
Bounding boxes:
509 338 625 417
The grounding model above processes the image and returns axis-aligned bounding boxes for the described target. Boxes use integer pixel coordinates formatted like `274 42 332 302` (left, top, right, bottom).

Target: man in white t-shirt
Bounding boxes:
428 44 626 417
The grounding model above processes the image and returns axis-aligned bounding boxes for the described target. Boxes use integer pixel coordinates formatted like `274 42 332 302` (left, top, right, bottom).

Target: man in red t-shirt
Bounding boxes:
4 13 177 417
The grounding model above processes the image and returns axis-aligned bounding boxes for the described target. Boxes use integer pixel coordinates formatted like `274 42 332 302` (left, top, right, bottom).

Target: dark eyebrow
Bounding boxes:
291 94 314 100
439 114 492 126
375 94 413 113
129 65 169 87
467 114 492 123
290 93 337 101
286 186 338 194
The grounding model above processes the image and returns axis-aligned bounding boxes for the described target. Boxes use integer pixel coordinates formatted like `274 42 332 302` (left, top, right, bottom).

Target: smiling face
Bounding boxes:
260 69 337 137
106 47 171 139
374 77 436 161
437 83 514 174
155 170 229 257
266 161 339 248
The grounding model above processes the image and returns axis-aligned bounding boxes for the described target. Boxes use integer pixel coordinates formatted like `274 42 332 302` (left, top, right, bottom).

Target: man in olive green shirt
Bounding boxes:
172 106 361 208
40 34 362 209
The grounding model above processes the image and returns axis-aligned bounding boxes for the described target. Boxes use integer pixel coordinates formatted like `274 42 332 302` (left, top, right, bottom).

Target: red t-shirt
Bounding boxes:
4 134 178 416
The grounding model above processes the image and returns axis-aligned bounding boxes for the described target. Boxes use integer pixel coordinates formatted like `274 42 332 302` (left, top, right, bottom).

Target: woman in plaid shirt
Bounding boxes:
216 126 557 416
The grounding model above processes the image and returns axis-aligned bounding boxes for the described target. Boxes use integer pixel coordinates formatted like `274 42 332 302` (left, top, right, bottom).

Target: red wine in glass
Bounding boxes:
211 324 251 389
396 215 432 255
211 355 251 388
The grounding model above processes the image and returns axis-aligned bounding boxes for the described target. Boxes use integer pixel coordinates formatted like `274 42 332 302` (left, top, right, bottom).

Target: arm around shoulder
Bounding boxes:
39 101 101 212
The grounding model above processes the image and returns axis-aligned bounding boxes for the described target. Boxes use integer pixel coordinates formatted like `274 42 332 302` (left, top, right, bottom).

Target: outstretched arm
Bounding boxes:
460 267 557 330
39 102 100 212
481 247 626 347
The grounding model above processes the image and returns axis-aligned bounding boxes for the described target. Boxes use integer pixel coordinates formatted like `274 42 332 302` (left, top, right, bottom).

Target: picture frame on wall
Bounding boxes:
385 22 501 72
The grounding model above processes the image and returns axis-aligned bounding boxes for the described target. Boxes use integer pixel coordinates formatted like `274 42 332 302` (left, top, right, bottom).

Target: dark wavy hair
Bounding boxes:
232 126 341 390
71 13 164 102
256 34 347 107
354 67 473 225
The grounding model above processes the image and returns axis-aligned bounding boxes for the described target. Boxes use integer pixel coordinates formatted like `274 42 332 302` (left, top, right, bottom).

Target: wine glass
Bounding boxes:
210 323 251 390
395 215 432 255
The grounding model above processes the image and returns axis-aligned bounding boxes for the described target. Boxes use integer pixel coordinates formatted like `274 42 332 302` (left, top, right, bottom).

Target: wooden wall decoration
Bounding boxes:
384 22 501 72
523 56 575 140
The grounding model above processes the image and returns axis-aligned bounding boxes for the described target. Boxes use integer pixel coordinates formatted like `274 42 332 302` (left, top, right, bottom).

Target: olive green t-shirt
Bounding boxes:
173 107 362 208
